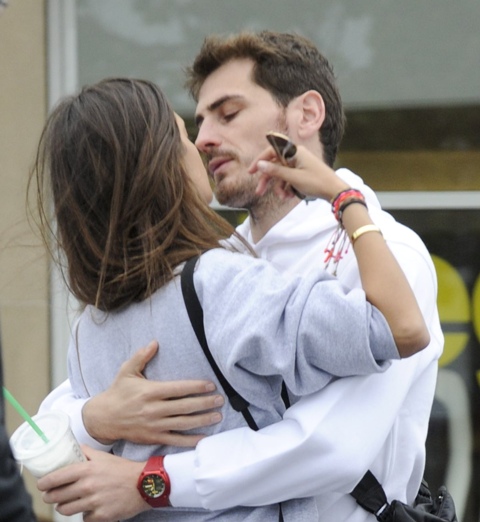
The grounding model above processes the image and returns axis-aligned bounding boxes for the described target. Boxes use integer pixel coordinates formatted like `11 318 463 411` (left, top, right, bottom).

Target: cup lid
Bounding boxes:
10 411 70 459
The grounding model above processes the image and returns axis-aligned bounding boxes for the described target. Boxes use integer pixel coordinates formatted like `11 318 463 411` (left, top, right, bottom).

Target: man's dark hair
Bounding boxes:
186 30 346 167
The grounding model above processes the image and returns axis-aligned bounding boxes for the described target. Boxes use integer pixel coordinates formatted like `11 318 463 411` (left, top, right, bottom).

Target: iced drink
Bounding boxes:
9 410 85 478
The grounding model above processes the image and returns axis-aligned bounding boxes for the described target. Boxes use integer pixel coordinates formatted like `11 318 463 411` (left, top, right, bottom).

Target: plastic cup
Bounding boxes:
9 410 86 478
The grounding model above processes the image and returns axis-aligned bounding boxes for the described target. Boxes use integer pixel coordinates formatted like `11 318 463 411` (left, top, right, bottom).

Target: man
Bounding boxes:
38 31 442 521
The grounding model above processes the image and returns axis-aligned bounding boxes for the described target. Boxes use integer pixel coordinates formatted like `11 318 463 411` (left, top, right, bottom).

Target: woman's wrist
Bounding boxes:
340 202 377 238
350 224 383 244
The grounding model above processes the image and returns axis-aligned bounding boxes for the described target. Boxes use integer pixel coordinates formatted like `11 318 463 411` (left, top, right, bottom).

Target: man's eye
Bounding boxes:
223 111 238 122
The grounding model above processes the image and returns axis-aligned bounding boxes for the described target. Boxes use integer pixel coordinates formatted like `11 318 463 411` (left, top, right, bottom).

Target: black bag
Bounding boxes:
350 470 458 522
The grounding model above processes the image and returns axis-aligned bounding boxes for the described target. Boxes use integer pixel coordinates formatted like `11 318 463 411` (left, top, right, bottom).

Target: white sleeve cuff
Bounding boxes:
165 451 202 508
70 398 114 451
38 380 113 452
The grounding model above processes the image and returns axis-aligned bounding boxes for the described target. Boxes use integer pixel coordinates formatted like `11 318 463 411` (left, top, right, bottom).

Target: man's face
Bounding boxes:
194 59 288 209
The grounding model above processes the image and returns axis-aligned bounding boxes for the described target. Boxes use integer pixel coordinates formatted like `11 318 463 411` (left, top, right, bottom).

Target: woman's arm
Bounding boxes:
252 145 430 357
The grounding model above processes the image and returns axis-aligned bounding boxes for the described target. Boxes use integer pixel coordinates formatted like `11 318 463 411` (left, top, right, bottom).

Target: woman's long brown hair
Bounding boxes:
30 78 238 311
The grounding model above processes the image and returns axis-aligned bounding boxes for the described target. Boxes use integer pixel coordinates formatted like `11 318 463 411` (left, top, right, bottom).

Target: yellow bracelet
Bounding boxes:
351 225 383 244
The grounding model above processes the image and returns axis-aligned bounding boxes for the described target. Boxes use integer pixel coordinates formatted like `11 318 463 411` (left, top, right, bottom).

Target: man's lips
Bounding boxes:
208 157 233 178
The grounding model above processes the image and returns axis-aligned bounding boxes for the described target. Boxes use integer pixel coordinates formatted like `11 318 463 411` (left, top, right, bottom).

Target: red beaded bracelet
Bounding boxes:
331 189 366 222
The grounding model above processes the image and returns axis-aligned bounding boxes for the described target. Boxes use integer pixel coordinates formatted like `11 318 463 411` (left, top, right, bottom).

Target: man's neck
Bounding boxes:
248 197 301 243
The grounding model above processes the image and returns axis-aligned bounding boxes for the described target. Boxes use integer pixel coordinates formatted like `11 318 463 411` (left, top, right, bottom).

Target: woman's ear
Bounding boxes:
288 90 325 140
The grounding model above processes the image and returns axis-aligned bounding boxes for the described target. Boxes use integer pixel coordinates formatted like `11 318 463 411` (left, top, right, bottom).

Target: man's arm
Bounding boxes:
38 446 148 521
39 341 225 448
168 354 435 508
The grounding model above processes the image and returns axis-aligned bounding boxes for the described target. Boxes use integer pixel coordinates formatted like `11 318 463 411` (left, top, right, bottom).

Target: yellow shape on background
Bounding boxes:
472 275 480 386
432 255 471 367
472 274 480 345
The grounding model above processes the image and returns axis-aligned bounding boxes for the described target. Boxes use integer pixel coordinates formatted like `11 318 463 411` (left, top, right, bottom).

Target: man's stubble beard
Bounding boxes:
214 165 261 210
214 168 288 234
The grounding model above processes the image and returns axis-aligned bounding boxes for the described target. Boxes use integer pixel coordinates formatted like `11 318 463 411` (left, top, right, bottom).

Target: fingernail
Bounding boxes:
205 382 216 392
257 160 269 171
214 395 225 406
211 412 222 423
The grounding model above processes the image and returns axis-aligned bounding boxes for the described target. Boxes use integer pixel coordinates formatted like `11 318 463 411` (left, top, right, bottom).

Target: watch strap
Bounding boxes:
143 456 166 473
137 455 171 508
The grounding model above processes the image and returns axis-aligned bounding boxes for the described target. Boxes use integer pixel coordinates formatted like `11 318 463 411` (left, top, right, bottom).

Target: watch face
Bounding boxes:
141 474 166 499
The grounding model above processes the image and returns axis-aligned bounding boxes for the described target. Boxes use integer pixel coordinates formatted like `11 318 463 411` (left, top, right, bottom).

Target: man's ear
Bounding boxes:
288 90 325 140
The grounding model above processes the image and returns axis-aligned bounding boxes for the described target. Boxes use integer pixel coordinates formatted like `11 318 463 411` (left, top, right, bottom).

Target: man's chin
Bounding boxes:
214 190 248 210
213 177 260 209
215 195 242 209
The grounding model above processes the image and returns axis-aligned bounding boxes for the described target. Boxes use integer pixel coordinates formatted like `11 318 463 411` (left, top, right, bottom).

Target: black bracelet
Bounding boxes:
337 199 367 225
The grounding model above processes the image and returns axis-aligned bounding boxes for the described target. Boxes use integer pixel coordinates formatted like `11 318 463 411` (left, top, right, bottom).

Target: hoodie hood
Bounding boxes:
235 169 385 275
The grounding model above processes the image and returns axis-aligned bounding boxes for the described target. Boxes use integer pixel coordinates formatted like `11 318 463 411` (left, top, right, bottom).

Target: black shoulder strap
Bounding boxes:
181 255 292 522
181 256 259 431
281 382 290 409
350 470 389 519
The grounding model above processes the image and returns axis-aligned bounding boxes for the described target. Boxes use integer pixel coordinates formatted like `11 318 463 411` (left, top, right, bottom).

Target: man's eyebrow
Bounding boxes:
195 95 245 126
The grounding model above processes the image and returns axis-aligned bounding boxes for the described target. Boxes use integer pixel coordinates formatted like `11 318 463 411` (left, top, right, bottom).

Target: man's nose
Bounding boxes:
195 121 221 153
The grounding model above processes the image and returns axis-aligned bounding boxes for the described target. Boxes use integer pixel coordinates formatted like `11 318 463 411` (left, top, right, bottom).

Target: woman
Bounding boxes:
32 78 428 521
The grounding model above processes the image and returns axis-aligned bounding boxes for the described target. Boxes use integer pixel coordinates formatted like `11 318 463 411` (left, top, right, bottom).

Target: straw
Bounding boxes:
3 386 49 443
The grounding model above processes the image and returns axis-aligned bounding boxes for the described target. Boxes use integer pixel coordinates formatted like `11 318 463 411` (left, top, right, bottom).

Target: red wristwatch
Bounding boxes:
137 456 171 508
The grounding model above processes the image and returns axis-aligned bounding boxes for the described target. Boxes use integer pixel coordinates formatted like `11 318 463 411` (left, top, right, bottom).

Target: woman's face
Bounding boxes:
175 114 213 204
